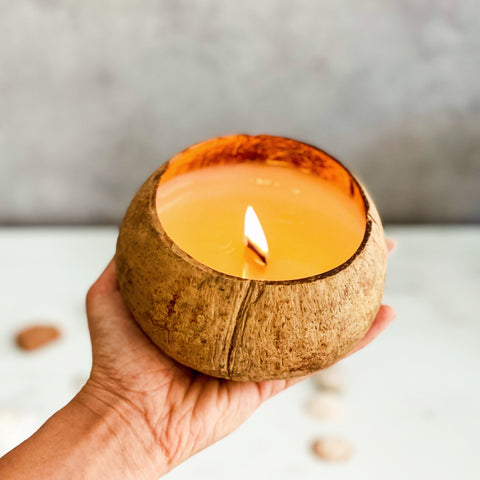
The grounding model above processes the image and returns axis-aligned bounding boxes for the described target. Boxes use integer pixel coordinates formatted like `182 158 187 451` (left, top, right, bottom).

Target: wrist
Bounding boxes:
0 380 167 480
74 378 167 479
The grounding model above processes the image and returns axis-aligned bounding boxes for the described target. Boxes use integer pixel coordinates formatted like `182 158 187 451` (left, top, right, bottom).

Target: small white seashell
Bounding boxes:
312 365 346 393
306 392 344 422
312 435 353 462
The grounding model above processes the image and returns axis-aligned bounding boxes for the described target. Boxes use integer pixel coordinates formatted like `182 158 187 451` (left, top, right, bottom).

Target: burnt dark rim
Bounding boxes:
153 134 372 285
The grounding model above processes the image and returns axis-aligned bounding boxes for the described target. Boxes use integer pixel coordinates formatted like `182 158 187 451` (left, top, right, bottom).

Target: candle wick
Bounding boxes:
245 240 268 266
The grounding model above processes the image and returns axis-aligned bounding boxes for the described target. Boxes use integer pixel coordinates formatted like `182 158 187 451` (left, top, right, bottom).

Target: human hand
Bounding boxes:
77 239 396 478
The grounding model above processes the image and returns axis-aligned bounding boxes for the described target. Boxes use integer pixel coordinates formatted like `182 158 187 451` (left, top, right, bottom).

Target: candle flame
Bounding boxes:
244 206 269 266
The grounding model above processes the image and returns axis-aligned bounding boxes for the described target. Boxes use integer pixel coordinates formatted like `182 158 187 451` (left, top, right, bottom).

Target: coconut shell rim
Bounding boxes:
152 133 373 286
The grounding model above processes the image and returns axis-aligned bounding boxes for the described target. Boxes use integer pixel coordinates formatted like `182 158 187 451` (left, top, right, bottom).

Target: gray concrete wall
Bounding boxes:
1 0 479 225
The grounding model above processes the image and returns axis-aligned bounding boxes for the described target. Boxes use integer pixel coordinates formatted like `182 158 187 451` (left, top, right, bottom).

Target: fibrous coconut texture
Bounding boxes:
116 135 387 381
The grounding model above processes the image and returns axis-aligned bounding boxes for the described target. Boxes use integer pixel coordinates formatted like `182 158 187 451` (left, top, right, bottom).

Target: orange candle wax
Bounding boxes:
156 163 366 281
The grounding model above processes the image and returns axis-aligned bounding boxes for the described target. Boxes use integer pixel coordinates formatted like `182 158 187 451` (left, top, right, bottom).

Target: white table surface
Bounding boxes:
0 226 479 479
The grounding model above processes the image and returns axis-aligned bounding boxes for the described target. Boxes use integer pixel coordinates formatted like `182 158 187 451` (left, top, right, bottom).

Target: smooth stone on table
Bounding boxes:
15 325 61 351
312 436 353 462
312 365 347 392
115 135 387 382
306 391 345 422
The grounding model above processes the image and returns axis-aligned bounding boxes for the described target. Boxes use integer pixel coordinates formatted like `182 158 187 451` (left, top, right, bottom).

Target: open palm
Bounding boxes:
83 242 395 475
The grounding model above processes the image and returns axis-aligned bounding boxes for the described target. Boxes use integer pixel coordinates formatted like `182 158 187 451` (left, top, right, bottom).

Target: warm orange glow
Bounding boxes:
156 163 366 281
243 206 269 266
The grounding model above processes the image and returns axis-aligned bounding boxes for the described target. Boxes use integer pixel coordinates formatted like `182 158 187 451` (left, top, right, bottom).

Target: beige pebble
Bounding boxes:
312 365 346 392
15 324 61 351
312 435 353 462
306 392 344 422
385 237 397 252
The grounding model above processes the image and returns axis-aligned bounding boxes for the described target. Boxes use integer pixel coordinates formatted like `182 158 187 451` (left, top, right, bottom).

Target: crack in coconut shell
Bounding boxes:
226 280 253 376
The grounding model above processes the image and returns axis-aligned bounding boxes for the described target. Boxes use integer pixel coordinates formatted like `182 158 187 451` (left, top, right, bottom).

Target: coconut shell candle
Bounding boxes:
115 135 387 381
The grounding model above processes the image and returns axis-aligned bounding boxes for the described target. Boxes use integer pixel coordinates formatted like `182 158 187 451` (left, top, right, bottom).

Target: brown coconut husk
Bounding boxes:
116 135 386 381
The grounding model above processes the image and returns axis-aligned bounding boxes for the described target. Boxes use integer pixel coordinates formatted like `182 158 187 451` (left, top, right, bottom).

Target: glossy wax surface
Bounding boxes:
156 163 366 280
